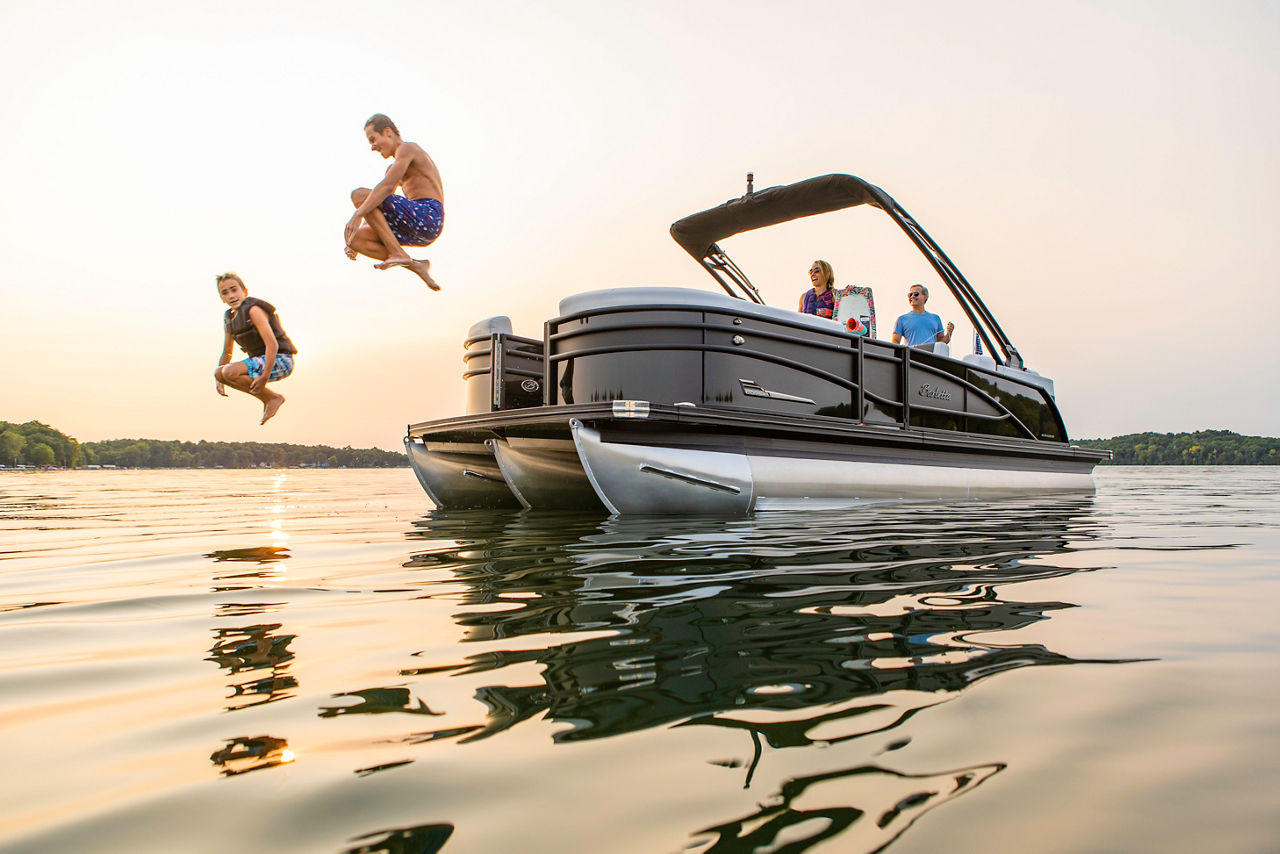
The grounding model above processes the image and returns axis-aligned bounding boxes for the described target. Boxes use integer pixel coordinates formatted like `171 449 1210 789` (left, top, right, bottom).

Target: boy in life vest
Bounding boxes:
214 273 297 424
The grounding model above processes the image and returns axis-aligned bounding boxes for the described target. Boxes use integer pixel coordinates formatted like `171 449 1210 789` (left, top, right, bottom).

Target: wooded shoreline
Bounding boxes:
4 421 1276 469
0 420 406 469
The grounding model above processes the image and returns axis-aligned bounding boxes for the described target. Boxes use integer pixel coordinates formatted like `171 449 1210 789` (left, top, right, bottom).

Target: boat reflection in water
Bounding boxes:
401 498 1137 852
692 763 1003 854
341 822 454 854
204 546 298 777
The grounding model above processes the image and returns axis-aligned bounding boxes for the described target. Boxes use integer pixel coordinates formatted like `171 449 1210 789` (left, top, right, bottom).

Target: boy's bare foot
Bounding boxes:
376 257 440 291
261 395 285 425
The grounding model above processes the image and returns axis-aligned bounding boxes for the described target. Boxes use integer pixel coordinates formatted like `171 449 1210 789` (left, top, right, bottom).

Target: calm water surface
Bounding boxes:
1 467 1278 853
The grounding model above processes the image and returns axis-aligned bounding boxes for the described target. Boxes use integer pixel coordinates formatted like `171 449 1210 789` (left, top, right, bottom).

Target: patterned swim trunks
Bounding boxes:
379 196 444 247
244 353 294 381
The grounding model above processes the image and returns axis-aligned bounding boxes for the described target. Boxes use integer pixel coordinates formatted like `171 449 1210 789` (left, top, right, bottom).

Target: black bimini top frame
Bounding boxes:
669 173 1024 369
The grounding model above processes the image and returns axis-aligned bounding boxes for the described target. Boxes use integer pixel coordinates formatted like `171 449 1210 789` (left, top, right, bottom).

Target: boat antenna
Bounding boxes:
746 172 754 195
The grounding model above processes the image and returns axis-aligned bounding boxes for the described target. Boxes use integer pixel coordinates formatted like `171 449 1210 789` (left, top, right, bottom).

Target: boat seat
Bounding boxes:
962 353 998 370
997 365 1055 398
914 341 949 356
468 316 514 339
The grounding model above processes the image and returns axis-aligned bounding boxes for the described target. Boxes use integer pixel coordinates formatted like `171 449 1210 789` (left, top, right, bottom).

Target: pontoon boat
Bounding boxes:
404 173 1107 513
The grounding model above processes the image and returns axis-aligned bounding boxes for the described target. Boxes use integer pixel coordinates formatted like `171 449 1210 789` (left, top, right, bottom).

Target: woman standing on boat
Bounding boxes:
799 260 836 318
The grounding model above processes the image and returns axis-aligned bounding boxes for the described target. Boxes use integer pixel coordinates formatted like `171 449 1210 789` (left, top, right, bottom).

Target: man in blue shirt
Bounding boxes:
892 284 955 348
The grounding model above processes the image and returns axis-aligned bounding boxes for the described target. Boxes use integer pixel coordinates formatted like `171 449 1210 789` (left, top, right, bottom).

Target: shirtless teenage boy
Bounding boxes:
344 113 444 290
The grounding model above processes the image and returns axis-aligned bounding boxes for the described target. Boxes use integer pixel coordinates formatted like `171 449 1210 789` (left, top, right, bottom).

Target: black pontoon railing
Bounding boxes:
544 302 1042 440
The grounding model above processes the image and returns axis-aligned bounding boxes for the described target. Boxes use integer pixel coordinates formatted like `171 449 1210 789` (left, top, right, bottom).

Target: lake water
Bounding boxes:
1 467 1278 853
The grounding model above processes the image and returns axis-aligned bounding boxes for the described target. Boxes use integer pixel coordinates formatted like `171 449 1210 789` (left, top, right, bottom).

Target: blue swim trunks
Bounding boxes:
244 353 294 381
380 196 444 247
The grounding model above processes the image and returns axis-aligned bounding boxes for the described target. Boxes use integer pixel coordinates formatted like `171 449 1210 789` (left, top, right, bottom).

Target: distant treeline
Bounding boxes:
1075 430 1279 465
0 421 80 467
0 420 407 469
6 419 1277 469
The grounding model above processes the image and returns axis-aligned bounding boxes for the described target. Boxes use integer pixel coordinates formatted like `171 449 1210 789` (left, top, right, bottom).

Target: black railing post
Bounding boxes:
492 334 505 411
900 347 911 428
543 321 554 405
855 334 864 423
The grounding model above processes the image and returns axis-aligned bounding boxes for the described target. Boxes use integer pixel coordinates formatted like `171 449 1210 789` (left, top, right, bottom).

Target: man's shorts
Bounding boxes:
379 196 444 247
244 353 294 381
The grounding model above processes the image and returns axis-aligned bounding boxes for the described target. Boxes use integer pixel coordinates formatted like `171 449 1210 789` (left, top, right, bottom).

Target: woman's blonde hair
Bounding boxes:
812 260 834 289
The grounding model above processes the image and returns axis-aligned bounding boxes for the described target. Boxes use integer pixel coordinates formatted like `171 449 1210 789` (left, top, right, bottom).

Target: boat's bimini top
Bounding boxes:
666 172 1027 371
670 174 891 260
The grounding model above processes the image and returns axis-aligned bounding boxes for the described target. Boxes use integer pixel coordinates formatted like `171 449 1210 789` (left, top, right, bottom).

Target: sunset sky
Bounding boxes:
2 0 1277 450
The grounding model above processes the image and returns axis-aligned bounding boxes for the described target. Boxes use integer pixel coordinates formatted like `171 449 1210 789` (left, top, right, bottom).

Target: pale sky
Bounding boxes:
2 0 1277 450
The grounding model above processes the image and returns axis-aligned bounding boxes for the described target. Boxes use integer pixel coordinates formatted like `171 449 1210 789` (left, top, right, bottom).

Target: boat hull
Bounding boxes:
406 404 1102 514
406 286 1106 514
489 436 605 511
403 439 521 510
571 420 1094 514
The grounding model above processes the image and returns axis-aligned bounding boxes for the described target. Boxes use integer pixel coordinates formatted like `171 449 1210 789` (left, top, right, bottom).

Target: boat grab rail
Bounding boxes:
461 365 543 381
550 297 843 337
463 331 541 349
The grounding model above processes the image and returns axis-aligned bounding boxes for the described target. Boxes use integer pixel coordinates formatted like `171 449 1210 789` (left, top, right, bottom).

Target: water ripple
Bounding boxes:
3 469 1275 854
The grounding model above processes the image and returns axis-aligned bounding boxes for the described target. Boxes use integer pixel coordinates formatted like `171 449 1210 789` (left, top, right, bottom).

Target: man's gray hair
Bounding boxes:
913 283 929 298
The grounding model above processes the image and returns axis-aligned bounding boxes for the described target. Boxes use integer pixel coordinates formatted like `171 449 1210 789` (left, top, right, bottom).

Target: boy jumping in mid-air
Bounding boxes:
344 113 444 290
214 272 297 425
